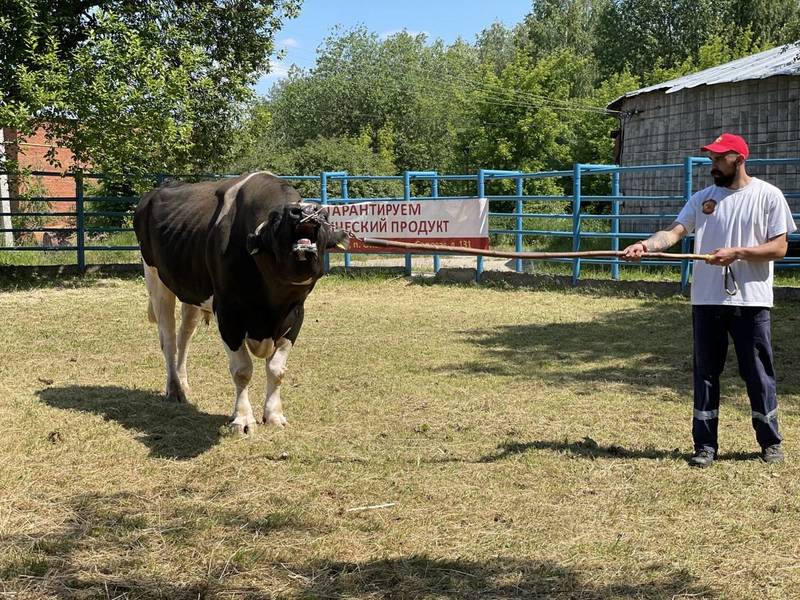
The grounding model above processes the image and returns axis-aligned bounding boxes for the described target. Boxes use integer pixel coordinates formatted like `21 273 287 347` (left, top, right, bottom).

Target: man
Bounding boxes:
623 133 797 467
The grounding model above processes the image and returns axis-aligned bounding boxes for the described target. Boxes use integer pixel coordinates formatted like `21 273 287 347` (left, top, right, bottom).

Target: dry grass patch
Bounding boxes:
1 274 799 599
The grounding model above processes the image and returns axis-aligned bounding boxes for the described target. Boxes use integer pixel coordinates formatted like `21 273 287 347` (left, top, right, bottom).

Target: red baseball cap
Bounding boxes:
701 133 749 159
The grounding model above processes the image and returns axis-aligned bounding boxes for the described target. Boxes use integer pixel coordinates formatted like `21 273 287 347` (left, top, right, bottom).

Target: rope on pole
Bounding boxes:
359 237 713 262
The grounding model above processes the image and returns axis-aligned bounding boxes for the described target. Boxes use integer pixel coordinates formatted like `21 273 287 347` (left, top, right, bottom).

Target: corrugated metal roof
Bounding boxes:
608 42 800 110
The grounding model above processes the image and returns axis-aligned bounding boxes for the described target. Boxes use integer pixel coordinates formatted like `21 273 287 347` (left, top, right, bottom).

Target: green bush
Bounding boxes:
84 178 139 231
10 175 52 245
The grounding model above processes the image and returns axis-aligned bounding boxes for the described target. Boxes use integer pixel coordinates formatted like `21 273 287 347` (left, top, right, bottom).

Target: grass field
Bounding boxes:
1 274 799 599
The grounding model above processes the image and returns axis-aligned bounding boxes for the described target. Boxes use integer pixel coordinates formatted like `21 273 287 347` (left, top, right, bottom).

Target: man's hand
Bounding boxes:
706 247 740 266
622 241 648 262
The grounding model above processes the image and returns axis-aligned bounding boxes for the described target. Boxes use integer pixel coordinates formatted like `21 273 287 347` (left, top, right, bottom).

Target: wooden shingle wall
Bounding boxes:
617 76 799 233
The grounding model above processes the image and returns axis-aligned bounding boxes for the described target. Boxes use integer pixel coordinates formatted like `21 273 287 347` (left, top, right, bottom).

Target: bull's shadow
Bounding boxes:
36 385 227 459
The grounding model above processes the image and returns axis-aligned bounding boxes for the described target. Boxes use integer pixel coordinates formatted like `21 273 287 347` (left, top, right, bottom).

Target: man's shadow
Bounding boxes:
478 438 761 464
36 385 228 459
479 437 684 463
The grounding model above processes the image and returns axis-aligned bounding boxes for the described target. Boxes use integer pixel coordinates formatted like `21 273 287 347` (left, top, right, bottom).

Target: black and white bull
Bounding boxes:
133 171 346 433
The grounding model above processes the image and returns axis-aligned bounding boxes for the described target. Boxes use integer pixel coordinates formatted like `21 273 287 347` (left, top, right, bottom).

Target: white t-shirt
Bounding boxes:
676 177 797 307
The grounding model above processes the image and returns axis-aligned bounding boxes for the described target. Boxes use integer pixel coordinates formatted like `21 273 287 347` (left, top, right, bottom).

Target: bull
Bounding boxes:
133 171 346 433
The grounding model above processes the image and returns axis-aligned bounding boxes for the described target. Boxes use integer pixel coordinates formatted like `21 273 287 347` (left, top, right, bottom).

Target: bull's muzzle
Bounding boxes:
292 238 318 261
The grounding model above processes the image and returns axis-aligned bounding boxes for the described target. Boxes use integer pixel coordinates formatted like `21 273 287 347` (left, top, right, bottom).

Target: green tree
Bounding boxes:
516 0 610 62
595 0 800 79
724 0 800 48
476 21 518 74
639 30 773 87
595 0 723 78
464 50 595 177
266 27 480 174
276 134 401 200
0 0 300 185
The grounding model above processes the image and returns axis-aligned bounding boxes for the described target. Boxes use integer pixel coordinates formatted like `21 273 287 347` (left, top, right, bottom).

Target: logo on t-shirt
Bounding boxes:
702 199 717 215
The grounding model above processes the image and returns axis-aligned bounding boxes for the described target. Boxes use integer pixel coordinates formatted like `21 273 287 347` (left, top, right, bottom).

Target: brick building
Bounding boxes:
1 125 86 246
607 43 800 232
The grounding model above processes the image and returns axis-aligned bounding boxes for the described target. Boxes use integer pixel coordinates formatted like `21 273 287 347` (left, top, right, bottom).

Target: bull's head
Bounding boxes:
246 203 348 283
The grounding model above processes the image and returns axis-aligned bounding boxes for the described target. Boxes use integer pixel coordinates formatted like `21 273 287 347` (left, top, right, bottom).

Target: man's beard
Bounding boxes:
711 169 735 187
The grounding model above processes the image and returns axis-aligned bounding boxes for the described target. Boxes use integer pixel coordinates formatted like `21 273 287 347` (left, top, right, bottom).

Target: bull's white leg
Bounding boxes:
225 343 257 434
144 264 187 402
176 302 202 394
264 337 292 428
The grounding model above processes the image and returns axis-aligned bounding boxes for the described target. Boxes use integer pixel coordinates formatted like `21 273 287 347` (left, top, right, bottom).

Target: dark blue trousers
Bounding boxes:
692 305 782 453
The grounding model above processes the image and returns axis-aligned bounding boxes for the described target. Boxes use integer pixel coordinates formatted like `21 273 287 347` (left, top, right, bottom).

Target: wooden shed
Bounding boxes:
607 43 800 233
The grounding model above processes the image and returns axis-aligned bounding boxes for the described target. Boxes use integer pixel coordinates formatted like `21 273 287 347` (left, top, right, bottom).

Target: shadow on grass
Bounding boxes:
36 385 227 459
442 300 800 402
479 439 766 464
0 265 142 292
441 300 691 391
289 555 715 600
0 491 319 600
717 451 763 462
0 551 715 599
479 438 686 462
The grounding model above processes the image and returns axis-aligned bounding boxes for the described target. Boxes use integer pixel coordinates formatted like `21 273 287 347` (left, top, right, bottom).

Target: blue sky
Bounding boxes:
256 0 532 95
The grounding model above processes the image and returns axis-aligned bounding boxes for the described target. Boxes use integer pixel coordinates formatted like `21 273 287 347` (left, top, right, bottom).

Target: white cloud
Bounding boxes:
266 61 291 78
279 37 300 48
254 60 292 95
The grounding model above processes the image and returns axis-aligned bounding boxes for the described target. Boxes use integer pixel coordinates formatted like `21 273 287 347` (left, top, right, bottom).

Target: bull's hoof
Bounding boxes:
263 413 288 428
229 418 258 436
165 382 188 403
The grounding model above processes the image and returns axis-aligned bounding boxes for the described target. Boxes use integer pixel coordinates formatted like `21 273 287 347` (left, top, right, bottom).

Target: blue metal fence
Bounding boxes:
2 158 799 288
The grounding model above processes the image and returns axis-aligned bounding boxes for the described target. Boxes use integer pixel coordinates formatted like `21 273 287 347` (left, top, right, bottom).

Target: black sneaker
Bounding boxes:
689 449 715 468
762 445 785 464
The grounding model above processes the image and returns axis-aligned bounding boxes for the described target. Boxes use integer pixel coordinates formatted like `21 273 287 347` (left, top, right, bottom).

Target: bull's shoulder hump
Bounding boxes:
241 171 302 204
214 171 289 217
216 171 278 196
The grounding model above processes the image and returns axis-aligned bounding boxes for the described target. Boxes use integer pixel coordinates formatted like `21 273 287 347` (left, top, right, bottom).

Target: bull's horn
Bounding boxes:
247 221 268 255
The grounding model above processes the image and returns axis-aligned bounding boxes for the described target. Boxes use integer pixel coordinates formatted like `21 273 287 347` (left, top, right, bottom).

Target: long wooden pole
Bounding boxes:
359 237 713 261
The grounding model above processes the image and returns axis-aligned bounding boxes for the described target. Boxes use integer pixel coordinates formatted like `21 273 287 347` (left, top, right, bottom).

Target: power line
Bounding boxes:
268 45 620 116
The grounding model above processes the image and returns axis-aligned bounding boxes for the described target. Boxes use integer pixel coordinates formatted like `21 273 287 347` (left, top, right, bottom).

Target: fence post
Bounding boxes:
515 175 524 273
571 164 582 285
403 171 413 276
611 170 620 280
75 171 85 273
476 169 486 282
342 173 351 272
0 128 13 248
431 173 440 274
321 172 329 274
681 157 693 292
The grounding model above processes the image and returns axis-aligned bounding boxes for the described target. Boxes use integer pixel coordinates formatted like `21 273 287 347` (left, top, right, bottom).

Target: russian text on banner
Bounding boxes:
327 198 489 253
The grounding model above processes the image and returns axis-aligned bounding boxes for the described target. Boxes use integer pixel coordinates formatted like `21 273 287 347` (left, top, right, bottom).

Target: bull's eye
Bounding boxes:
289 206 302 219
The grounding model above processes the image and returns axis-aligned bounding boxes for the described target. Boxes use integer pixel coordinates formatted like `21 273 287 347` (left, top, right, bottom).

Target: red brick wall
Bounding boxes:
14 126 86 213
2 126 93 239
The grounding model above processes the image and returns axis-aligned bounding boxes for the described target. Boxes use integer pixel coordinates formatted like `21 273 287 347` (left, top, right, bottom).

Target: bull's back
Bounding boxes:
134 181 220 305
